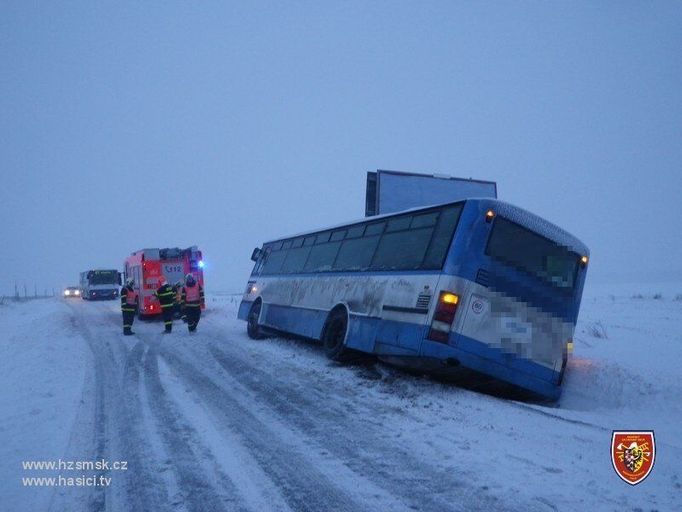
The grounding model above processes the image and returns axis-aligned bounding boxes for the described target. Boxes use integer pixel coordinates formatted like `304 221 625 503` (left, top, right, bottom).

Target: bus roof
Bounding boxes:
262 198 589 256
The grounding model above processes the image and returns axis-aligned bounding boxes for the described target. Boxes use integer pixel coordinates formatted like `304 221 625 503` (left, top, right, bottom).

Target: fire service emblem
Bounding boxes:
611 431 655 485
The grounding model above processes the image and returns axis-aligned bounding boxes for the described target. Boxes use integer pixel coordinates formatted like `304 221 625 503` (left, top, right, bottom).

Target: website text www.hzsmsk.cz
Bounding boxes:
21 459 127 487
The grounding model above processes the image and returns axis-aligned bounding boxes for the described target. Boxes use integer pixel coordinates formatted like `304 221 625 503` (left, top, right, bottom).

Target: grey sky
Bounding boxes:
1 1 681 294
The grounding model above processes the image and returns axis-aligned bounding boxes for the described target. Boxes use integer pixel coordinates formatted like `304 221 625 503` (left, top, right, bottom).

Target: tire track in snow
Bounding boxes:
157 346 364 512
119 340 174 512
141 345 245 512
61 302 168 512
154 355 295 512
48 306 106 512
86 304 245 511
72 302 546 511
205 344 512 512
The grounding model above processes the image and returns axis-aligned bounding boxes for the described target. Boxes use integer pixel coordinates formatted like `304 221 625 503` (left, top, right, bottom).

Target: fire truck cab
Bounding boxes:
124 246 205 318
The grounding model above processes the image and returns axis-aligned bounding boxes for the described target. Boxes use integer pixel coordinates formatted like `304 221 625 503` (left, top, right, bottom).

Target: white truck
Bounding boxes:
80 269 121 300
365 169 497 216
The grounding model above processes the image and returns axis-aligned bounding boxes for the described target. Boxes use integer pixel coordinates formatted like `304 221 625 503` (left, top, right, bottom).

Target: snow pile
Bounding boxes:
0 299 89 512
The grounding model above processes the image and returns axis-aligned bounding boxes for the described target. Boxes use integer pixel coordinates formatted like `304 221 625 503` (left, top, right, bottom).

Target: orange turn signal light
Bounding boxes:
441 293 459 305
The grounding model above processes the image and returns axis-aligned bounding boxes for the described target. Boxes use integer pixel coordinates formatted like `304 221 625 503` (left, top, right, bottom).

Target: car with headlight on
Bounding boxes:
63 286 81 298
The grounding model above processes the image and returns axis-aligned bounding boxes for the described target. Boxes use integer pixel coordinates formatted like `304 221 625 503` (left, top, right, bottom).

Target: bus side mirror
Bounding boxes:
250 247 263 262
118 273 122 286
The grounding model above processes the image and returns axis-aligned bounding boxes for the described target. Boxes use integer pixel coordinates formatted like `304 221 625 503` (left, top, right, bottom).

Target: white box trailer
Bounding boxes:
365 169 497 216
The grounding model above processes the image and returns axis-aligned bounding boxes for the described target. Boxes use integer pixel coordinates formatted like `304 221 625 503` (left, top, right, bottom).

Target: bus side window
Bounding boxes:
422 205 463 269
316 232 331 244
262 249 288 275
364 222 386 236
386 215 411 232
252 247 267 275
333 233 381 271
304 242 341 272
330 230 346 242
346 225 365 239
371 226 433 270
280 245 312 274
411 212 438 229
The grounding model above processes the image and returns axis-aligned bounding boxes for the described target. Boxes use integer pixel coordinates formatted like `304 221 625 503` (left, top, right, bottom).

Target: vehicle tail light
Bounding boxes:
428 291 460 343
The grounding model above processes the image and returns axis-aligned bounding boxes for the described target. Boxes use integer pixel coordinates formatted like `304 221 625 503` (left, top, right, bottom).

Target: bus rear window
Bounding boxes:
486 217 579 290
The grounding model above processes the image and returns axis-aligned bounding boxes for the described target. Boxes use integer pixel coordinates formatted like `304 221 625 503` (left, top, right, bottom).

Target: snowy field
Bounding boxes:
0 283 680 512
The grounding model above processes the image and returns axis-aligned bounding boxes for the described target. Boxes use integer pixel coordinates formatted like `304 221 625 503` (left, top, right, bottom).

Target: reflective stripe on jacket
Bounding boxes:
155 283 175 308
121 287 138 312
182 284 204 308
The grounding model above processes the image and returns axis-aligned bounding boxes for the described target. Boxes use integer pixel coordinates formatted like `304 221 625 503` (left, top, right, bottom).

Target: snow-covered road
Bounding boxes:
1 287 680 511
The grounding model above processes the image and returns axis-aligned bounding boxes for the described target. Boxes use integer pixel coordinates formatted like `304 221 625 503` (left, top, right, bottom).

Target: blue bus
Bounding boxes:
238 198 589 400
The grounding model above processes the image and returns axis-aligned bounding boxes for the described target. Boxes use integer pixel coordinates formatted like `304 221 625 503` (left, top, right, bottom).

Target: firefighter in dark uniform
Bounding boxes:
155 276 176 333
181 273 204 332
120 278 138 335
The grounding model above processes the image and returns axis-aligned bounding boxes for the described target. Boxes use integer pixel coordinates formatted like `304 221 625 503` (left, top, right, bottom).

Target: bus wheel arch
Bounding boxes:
247 298 266 339
321 304 352 361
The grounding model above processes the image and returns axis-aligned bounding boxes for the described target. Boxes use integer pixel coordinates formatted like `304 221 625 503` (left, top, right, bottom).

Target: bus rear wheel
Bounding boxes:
322 308 351 361
247 301 265 339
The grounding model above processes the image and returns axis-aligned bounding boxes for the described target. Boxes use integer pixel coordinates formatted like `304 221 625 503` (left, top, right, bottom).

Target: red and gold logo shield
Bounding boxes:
611 431 655 485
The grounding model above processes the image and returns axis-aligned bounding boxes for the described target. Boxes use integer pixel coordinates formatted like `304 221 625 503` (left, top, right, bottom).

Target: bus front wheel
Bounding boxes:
322 308 351 361
247 301 265 339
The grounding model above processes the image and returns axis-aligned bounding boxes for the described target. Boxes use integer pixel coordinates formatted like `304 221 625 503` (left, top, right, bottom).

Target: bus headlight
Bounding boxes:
485 210 495 223
580 255 589 267
75 290 80 295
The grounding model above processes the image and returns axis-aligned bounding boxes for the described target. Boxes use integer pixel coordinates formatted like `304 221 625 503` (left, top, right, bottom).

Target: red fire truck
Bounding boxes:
124 246 205 318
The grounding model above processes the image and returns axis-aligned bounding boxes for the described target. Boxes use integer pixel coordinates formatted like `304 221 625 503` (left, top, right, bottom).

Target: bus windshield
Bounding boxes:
486 216 579 291
88 270 119 285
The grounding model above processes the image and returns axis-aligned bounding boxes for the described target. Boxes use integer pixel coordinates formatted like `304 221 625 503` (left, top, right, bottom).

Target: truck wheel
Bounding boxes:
322 308 351 361
247 300 265 339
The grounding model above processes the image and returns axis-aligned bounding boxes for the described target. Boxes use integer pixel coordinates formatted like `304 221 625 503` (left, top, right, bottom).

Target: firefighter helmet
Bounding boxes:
126 278 134 287
185 273 196 286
